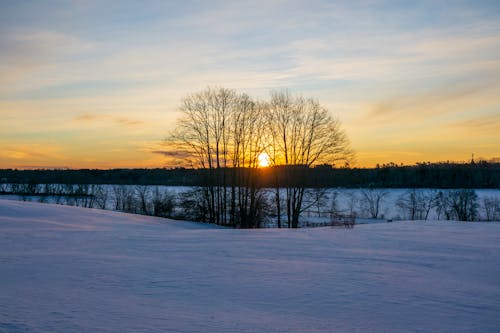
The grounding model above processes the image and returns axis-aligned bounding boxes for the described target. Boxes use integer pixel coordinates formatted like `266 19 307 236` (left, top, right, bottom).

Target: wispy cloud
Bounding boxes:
0 30 94 92
0 142 66 162
358 80 500 124
75 113 99 122
74 113 145 127
151 150 193 159
114 117 144 127
449 114 500 134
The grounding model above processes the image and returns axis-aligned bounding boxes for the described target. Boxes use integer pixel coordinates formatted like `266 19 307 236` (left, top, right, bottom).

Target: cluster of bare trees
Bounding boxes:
397 189 496 222
3 181 500 223
266 92 351 228
112 185 175 217
172 88 268 227
1 183 108 208
483 196 500 221
396 189 434 220
170 87 351 228
324 188 498 222
433 189 479 221
359 189 389 219
1 183 176 217
345 188 483 222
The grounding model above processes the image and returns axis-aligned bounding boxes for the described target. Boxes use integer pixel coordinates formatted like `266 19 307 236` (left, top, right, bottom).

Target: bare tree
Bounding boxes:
135 185 151 215
93 185 108 209
113 185 135 212
344 190 359 216
177 188 210 222
448 189 478 221
482 196 500 221
0 183 8 193
421 189 436 220
170 87 268 228
171 88 235 224
359 188 388 219
265 91 351 228
151 187 175 218
397 189 434 220
230 97 267 228
310 188 329 217
433 190 451 220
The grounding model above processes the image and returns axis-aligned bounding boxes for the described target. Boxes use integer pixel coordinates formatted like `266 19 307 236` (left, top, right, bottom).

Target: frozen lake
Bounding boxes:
1 184 499 223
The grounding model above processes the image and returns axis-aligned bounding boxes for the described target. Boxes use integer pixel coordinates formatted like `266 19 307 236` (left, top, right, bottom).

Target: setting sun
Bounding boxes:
258 152 271 167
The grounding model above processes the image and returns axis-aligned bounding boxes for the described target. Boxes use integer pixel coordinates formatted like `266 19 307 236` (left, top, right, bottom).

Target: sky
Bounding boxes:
1 0 499 169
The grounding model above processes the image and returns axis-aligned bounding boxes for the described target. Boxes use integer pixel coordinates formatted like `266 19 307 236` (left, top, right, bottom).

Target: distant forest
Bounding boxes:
1 162 499 189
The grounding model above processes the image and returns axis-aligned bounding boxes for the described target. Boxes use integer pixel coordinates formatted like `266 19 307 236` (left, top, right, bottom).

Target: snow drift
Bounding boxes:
1 199 499 332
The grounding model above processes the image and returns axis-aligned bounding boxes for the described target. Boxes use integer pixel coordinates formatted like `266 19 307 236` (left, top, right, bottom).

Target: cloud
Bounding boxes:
0 143 66 162
136 140 192 159
74 113 145 127
359 80 500 124
75 113 99 122
151 150 193 159
114 117 144 127
0 30 94 92
283 28 500 85
16 165 70 170
449 114 500 134
131 140 197 167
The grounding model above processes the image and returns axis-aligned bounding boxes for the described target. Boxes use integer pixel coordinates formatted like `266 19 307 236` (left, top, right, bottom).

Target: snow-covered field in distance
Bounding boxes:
1 199 499 332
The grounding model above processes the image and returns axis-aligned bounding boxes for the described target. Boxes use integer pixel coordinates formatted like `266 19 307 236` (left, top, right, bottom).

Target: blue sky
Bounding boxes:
1 0 499 168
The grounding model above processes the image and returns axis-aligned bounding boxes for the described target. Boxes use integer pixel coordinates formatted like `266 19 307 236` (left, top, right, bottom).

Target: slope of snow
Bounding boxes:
1 199 499 332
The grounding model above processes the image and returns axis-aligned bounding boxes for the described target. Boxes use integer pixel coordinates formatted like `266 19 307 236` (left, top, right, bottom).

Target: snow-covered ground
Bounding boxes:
1 200 499 332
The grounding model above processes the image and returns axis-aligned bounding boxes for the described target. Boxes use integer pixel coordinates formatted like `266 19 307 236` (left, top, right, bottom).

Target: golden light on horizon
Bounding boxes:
257 152 271 168
1 2 499 170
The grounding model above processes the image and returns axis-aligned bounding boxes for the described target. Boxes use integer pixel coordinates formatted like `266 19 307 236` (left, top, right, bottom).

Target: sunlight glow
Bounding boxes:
258 152 271 167
1 2 499 169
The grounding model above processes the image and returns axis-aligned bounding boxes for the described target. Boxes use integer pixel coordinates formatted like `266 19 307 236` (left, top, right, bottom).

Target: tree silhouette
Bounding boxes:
169 88 351 227
265 91 351 227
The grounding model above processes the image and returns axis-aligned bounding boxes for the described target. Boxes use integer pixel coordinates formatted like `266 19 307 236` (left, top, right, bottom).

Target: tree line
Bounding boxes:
2 162 498 189
2 183 499 223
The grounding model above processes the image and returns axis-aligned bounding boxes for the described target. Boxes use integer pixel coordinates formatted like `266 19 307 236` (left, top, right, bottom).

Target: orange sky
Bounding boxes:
1 1 499 169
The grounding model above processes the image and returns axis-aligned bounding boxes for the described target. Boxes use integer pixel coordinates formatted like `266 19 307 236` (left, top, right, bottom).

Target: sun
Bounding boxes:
257 152 271 168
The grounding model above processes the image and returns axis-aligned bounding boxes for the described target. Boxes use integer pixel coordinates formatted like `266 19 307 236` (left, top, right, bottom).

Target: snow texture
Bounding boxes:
1 199 499 332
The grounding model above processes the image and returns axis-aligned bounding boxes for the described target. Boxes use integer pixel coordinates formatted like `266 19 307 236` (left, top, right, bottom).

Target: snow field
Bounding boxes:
1 199 499 332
